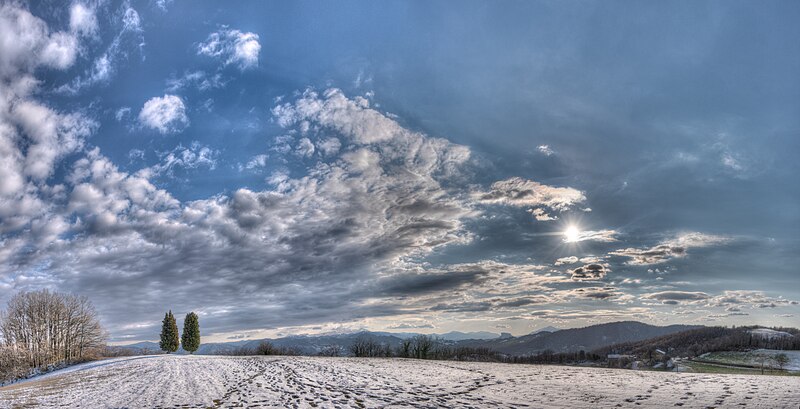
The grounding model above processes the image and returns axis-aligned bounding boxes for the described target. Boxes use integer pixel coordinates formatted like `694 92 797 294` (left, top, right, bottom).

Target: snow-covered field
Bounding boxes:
1 355 798 408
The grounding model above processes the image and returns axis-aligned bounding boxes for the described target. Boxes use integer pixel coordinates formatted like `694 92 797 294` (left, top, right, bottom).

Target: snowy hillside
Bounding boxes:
2 355 798 408
749 328 794 339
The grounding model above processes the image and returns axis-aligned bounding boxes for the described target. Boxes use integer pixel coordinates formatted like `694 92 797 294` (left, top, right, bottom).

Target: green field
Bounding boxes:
684 350 800 375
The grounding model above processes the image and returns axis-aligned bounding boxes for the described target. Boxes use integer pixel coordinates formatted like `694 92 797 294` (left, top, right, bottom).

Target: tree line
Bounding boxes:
225 334 503 362
593 326 800 358
0 290 106 383
159 310 201 354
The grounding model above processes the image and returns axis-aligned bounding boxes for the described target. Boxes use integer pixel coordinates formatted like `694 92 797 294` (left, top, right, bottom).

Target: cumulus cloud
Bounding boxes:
529 207 557 221
69 2 98 37
244 154 268 170
569 263 609 281
0 3 96 243
473 177 586 220
609 232 729 265
197 27 260 70
0 5 729 342
708 290 798 310
138 94 189 133
1 89 491 340
0 3 79 78
554 256 579 266
295 137 315 157
317 137 341 156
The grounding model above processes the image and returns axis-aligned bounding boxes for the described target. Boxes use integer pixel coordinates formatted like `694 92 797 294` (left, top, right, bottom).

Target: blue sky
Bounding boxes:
1 0 798 343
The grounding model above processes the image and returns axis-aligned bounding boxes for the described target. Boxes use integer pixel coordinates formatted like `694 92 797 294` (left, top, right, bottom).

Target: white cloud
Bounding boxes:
57 4 144 94
317 137 341 156
155 0 173 11
295 137 315 157
563 229 618 243
69 2 98 37
138 94 189 134
568 263 609 281
474 177 585 213
0 4 79 78
1 89 487 338
537 145 554 156
609 232 729 265
166 71 224 92
529 207 556 221
708 290 798 310
12 101 96 180
145 142 219 177
115 107 131 121
197 28 260 70
642 291 710 305
245 154 268 170
122 6 141 31
0 4 96 245
554 256 578 265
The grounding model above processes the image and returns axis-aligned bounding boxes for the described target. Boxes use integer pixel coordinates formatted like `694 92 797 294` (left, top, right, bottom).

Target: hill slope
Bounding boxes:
460 321 701 355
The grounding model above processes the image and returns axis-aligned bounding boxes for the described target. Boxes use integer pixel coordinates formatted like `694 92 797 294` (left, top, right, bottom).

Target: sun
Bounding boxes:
564 225 581 243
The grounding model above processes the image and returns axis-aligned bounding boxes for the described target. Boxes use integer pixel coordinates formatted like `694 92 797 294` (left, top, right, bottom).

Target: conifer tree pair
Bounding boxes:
159 311 201 354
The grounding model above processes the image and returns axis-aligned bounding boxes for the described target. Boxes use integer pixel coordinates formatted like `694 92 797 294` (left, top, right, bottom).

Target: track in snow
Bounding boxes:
1 355 798 408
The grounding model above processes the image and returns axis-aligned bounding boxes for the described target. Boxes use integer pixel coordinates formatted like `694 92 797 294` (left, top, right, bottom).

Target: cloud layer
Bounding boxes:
1 2 797 342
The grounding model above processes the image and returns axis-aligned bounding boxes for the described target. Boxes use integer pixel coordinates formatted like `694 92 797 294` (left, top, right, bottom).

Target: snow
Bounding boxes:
756 349 800 371
749 328 793 339
1 355 799 408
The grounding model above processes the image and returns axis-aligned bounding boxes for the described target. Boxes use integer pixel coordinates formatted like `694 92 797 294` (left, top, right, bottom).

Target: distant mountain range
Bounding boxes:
459 321 701 355
114 321 699 356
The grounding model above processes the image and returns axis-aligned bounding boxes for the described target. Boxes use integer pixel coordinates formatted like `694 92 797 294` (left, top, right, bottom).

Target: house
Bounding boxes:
607 354 635 368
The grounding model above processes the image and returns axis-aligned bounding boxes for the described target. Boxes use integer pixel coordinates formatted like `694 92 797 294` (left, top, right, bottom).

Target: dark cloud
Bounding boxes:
642 291 710 304
609 233 728 265
569 264 609 281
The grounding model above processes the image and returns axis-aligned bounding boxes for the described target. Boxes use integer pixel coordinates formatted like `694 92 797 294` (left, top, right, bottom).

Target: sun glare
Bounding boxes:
564 225 581 243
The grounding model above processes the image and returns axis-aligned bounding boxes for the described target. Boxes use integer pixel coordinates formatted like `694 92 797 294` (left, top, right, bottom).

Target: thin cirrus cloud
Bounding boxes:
564 229 619 243
609 232 729 265
57 3 144 94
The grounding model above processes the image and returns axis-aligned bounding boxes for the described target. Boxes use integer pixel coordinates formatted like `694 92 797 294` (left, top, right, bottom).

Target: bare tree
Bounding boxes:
319 344 343 357
0 289 106 377
350 335 387 357
410 335 435 360
255 340 275 355
396 338 412 358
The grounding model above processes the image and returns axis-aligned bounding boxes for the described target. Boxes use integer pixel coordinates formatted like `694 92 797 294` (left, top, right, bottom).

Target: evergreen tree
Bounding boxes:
159 310 180 353
181 312 201 354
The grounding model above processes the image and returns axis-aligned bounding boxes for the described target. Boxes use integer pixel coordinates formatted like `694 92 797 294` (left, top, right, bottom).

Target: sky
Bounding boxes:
0 0 798 344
